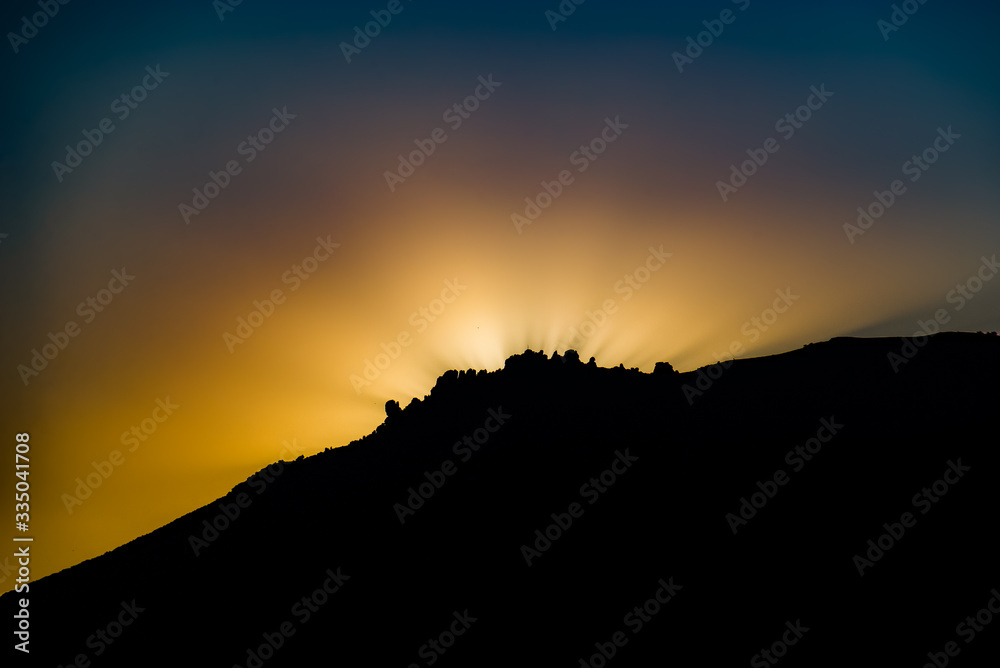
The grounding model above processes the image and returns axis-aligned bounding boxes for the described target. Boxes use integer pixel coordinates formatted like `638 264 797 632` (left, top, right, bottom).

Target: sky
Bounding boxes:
1 0 998 590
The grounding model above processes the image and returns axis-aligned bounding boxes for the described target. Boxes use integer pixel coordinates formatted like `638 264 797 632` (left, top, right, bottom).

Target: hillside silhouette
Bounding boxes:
5 332 1000 666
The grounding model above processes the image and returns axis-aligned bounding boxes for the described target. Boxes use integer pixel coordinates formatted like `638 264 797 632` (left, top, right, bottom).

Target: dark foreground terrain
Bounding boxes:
6 332 1000 667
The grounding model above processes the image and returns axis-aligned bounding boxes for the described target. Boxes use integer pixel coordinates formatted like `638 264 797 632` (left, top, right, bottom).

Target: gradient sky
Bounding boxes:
1 0 998 590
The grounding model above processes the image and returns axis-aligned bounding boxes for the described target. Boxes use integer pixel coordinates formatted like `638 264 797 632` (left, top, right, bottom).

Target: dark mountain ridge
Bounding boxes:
6 332 999 666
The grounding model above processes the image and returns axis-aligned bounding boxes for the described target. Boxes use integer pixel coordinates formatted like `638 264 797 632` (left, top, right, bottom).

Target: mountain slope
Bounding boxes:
5 332 999 667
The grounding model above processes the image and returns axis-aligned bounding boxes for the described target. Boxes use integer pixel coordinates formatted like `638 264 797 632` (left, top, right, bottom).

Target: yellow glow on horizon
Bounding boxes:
10 123 995 597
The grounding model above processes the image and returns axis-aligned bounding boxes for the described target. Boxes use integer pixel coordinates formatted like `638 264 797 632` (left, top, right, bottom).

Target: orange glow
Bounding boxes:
4 38 997 593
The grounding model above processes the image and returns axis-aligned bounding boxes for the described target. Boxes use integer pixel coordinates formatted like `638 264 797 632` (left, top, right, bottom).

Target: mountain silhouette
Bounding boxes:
6 332 999 667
